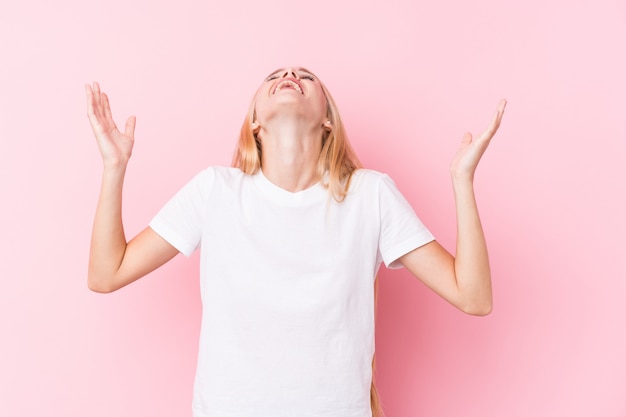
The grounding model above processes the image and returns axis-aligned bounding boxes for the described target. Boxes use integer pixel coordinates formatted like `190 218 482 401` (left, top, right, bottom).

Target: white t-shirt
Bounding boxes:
150 167 434 417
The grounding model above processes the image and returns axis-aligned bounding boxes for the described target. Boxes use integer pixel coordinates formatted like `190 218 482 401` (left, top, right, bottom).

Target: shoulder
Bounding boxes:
348 169 415 210
349 168 395 193
351 168 386 183
173 167 245 200
192 166 245 184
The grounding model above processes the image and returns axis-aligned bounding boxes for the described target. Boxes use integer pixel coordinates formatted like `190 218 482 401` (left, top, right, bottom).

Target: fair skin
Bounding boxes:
253 67 330 191
86 67 506 316
399 104 506 315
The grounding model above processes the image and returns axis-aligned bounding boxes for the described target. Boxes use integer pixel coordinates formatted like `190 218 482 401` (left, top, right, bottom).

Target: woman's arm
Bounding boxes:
86 83 178 293
399 100 507 315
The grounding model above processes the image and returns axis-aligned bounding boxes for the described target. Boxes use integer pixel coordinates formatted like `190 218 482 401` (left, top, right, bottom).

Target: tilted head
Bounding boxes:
232 67 362 201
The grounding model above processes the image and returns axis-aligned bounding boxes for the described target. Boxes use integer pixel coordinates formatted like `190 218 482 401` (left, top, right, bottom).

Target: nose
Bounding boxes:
282 68 298 79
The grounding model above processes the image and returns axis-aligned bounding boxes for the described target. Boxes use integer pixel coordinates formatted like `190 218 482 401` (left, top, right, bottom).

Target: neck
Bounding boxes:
259 116 323 192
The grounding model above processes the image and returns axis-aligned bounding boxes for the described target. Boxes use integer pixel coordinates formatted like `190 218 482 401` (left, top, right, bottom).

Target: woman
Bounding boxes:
86 67 506 417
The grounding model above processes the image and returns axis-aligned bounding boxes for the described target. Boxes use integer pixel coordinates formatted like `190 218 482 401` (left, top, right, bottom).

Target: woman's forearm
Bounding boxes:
88 164 129 292
451 177 493 315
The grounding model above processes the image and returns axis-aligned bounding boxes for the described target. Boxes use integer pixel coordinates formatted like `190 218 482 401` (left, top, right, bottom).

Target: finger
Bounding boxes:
461 132 472 146
85 84 103 129
90 82 106 121
480 99 507 141
93 82 102 109
125 116 136 138
492 99 507 128
101 93 114 125
85 84 94 116
497 98 507 113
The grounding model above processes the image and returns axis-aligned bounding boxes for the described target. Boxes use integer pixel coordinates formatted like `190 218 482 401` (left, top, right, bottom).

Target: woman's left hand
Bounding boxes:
450 99 507 182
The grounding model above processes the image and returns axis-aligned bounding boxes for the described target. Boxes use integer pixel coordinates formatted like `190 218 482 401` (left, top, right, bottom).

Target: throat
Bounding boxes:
257 118 325 192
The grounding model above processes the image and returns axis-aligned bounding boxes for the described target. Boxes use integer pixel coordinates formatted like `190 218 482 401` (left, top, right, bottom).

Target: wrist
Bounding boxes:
451 178 478 202
102 161 128 177
450 173 474 187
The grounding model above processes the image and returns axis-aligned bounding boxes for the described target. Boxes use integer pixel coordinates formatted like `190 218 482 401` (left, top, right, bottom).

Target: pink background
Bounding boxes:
1 0 624 416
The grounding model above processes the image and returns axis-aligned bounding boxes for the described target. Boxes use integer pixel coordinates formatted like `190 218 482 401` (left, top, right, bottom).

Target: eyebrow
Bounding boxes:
264 67 316 81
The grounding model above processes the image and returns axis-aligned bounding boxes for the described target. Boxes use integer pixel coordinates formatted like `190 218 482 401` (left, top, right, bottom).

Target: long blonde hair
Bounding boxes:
232 75 362 202
371 276 384 417
232 72 384 416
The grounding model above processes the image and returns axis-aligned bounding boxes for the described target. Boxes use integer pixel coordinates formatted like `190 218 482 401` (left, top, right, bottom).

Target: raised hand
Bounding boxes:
85 82 136 167
450 99 507 182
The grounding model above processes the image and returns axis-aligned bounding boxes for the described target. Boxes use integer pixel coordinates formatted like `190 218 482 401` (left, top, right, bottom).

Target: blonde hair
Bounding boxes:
231 75 362 202
371 358 384 417
232 72 383 416
371 276 385 417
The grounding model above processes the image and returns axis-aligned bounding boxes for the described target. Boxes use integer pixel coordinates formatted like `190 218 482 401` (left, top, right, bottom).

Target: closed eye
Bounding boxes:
264 69 316 82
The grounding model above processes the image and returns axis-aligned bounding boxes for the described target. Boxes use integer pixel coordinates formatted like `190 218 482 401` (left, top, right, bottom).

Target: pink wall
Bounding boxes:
1 0 624 416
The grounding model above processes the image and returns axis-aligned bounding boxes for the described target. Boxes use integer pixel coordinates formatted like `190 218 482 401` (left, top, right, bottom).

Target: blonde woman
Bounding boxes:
86 67 506 417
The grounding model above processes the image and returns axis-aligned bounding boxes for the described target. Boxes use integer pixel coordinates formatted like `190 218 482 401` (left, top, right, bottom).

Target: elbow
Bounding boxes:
87 271 117 294
458 294 493 316
463 303 492 316
459 297 493 316
88 280 114 294
88 282 115 294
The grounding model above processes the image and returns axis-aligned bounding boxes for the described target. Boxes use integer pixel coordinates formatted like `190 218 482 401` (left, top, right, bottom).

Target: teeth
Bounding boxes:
274 80 302 94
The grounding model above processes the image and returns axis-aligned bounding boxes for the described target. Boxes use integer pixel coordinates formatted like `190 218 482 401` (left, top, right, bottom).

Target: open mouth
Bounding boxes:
273 79 303 94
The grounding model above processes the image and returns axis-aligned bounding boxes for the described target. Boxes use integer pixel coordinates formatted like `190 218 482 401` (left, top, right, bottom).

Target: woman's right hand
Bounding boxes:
85 82 136 167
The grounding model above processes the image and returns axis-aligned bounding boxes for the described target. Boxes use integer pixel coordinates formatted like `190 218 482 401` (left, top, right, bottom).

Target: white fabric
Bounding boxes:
149 167 434 417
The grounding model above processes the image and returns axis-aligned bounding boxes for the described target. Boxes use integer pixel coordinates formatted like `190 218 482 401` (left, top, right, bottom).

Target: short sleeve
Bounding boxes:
149 169 212 257
378 174 435 269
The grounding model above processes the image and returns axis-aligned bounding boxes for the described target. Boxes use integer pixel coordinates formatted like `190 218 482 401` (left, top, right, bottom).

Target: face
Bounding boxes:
252 67 329 129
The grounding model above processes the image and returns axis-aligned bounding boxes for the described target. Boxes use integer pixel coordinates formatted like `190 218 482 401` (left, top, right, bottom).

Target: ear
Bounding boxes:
323 120 332 132
251 121 261 134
